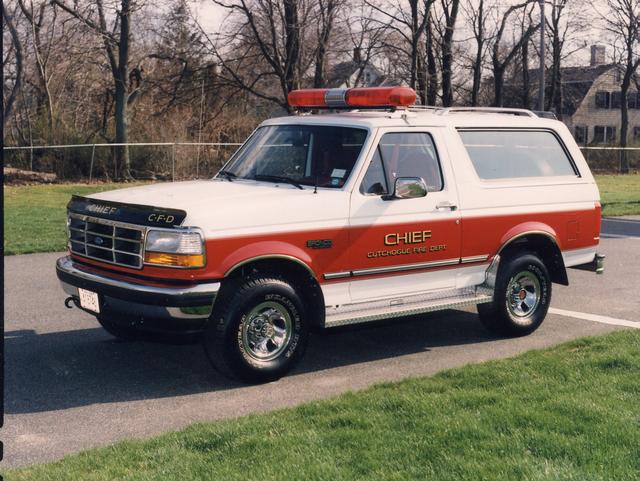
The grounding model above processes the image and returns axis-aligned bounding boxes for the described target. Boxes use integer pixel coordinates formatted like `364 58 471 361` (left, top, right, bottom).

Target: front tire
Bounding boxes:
478 252 551 337
203 275 309 383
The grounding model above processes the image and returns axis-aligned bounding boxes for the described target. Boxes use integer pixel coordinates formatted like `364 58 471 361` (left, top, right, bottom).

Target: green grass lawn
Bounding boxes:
4 329 639 481
2 175 639 255
2 183 146 255
596 174 640 216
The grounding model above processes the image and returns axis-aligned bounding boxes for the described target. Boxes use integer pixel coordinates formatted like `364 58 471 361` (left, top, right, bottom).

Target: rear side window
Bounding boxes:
458 130 578 179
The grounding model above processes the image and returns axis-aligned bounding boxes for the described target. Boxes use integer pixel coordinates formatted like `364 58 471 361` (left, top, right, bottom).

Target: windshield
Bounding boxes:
219 125 368 188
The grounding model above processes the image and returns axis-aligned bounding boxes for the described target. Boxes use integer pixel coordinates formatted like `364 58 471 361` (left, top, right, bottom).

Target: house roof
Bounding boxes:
326 61 387 88
504 64 618 116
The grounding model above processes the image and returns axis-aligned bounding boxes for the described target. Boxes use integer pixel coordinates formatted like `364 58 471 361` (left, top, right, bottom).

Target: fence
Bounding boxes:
2 142 639 182
580 146 640 174
2 142 243 182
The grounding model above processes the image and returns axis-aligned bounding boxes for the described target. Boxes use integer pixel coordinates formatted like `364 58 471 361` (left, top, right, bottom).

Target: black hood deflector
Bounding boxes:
67 195 186 227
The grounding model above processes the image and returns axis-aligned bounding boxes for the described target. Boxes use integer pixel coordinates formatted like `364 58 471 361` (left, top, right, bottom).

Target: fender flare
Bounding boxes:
496 223 568 285
221 241 317 279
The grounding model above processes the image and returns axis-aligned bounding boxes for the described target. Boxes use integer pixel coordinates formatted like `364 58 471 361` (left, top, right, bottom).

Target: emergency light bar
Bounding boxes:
288 87 416 109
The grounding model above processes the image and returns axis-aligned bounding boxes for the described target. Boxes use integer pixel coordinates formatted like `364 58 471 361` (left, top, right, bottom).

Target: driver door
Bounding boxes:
348 128 461 302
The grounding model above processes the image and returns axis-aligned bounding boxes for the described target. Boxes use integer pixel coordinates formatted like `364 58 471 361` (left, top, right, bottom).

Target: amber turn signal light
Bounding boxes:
144 252 205 268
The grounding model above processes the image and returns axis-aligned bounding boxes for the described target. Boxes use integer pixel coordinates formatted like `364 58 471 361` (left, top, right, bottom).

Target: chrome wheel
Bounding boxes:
507 271 541 322
241 301 292 361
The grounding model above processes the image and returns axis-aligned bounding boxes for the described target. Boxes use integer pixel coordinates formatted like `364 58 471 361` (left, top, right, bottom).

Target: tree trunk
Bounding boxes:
521 40 530 109
416 55 427 104
441 0 459 107
284 0 300 107
470 0 484 106
426 15 438 105
493 66 504 107
2 4 23 127
313 1 335 88
620 67 631 174
409 0 420 89
115 0 132 179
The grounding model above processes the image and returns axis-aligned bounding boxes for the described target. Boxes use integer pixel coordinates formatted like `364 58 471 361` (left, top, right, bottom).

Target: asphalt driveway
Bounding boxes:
2 219 639 468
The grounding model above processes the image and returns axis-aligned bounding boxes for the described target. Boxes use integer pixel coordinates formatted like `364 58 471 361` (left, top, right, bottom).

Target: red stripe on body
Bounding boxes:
461 207 600 258
71 206 600 284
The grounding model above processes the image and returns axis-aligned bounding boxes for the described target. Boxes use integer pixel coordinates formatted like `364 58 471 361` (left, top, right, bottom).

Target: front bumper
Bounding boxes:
56 256 220 334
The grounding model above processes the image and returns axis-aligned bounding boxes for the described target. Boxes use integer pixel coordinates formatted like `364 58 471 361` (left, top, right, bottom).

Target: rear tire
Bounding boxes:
203 275 309 383
478 252 551 337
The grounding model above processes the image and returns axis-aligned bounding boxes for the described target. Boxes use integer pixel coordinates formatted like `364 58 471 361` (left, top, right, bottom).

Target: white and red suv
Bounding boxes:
57 87 604 382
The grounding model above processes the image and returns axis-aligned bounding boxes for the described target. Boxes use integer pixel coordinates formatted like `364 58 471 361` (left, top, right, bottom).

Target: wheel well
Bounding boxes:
499 233 568 285
223 258 325 328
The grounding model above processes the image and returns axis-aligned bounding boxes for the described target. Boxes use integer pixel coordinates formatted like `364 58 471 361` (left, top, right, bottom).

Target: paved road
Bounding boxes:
601 215 640 238
2 222 639 468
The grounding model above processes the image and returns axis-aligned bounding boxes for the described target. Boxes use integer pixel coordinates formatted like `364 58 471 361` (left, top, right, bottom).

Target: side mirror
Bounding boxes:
383 177 427 200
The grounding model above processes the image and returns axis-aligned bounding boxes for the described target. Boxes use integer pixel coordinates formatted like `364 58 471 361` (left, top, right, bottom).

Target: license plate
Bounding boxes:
78 288 100 313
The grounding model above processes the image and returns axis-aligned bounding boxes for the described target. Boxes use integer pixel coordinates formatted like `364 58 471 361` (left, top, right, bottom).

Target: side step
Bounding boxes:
324 286 494 328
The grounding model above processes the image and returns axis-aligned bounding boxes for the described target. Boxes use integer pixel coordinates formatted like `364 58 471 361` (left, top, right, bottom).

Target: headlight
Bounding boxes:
144 229 205 268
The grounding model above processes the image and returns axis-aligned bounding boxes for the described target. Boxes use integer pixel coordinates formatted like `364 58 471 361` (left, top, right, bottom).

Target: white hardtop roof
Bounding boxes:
262 108 563 131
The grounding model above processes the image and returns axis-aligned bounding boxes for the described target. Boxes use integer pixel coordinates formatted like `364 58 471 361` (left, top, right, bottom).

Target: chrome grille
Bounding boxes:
68 213 145 269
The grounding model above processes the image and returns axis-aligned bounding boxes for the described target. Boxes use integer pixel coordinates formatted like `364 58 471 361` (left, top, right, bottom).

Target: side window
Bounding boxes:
458 130 578 179
360 132 443 194
574 125 588 145
595 91 610 109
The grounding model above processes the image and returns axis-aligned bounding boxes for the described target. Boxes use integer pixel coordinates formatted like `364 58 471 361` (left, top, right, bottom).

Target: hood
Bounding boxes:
89 179 349 237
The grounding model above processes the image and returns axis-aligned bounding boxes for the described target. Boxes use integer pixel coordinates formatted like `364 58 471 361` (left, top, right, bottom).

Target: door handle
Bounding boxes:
436 201 457 211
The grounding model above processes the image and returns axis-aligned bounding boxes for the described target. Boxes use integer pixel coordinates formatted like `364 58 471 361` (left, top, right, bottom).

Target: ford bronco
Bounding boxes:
57 87 604 383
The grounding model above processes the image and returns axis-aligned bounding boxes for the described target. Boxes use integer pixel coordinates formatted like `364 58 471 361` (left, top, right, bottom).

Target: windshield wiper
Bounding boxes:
217 170 237 182
253 174 304 190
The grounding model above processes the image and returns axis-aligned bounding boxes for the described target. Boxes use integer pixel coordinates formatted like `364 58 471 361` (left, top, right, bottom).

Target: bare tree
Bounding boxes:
439 0 460 106
543 0 587 118
314 0 342 87
600 0 640 173
518 11 532 109
207 0 313 111
16 0 58 138
425 10 438 104
366 0 430 91
345 2 388 87
463 0 495 106
52 0 142 179
3 3 24 127
491 1 539 106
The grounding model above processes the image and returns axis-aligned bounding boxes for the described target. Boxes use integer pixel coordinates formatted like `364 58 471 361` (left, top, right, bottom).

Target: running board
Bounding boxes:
324 286 494 328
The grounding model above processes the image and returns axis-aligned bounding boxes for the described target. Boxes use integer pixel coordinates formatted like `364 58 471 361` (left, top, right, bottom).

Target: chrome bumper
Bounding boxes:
56 256 220 307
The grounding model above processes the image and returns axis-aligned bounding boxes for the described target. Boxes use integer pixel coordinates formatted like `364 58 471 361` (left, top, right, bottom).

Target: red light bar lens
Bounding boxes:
288 87 416 109
346 87 416 107
288 89 329 108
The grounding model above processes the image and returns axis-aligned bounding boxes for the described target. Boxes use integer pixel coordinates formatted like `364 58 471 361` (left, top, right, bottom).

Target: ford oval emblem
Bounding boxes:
94 236 104 246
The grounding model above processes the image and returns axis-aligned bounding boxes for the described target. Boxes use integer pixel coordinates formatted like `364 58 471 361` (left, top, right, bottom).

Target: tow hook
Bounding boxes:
64 296 79 309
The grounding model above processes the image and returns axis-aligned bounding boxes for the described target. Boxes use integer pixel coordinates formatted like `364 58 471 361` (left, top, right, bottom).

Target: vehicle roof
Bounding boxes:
262 109 564 131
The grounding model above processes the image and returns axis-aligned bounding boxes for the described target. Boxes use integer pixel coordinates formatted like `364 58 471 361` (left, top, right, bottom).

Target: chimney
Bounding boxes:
590 45 606 67
353 47 362 64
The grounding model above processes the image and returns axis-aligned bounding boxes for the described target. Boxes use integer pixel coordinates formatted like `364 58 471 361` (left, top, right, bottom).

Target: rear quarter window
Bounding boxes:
458 130 578 179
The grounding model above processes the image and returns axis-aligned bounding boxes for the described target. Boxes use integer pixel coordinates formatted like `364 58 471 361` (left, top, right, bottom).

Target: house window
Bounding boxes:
574 125 588 144
614 69 621 83
633 126 640 142
595 91 610 108
611 91 622 109
627 92 637 109
593 126 616 144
